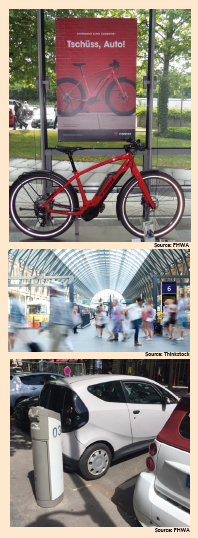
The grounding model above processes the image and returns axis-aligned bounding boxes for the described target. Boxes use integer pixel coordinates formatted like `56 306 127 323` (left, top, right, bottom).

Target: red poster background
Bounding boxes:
55 18 137 141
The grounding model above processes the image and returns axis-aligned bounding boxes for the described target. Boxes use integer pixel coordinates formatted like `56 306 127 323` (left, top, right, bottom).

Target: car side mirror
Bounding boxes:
161 395 167 405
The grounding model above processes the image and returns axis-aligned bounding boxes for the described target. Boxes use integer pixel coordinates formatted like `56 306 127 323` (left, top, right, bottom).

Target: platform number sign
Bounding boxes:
64 366 71 376
162 282 177 294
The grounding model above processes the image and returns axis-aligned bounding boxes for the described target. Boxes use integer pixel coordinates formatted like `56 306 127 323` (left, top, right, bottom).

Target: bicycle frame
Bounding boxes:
41 153 156 215
65 65 127 102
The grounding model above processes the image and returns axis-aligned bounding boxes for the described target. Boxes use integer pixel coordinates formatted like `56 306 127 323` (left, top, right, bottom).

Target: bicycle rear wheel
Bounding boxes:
105 77 136 116
57 77 86 116
9 172 79 239
116 171 185 238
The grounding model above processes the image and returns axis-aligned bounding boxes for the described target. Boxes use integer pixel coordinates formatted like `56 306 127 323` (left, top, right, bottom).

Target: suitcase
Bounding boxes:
28 342 42 352
154 322 162 335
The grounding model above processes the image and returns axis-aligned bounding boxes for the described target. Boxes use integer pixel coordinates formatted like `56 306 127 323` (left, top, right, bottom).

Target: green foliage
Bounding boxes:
154 127 191 139
136 107 191 121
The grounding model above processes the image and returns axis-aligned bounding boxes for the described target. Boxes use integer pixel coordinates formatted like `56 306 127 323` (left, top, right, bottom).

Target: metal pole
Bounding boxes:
69 280 74 305
143 9 156 223
153 274 158 312
37 9 47 169
146 9 156 169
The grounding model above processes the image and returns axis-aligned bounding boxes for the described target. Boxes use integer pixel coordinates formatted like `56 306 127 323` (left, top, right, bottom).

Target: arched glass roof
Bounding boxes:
8 248 190 301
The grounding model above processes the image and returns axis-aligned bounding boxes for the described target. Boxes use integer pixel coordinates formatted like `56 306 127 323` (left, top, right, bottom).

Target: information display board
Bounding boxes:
55 18 137 141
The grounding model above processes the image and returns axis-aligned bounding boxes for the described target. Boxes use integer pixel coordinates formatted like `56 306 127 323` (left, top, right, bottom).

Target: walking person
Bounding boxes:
8 292 41 351
175 293 186 341
161 299 171 337
39 281 74 351
22 101 29 121
98 306 107 338
145 299 155 341
13 101 28 130
139 305 148 338
108 299 126 342
72 306 79 334
167 298 177 340
127 297 143 346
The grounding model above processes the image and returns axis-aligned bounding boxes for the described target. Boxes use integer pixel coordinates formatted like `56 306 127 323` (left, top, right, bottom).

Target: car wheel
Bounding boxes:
78 443 112 480
13 397 28 411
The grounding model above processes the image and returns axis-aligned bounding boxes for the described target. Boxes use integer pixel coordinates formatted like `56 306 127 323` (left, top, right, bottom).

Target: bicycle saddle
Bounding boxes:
55 145 84 154
73 63 86 67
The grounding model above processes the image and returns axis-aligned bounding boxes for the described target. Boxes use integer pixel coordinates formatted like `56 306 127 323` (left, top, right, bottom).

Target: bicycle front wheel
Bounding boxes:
105 77 136 116
57 77 86 116
9 172 79 239
116 171 185 238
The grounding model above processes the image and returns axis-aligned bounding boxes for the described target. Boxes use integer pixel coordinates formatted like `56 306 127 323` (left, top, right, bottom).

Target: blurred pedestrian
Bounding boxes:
161 299 171 337
175 293 186 341
108 300 126 342
145 299 155 341
39 281 74 351
127 297 142 346
139 305 148 338
72 306 79 334
167 298 177 340
22 100 29 121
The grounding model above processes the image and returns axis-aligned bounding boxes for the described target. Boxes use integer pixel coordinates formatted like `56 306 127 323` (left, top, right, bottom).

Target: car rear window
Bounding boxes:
40 384 72 413
179 412 190 440
88 381 125 403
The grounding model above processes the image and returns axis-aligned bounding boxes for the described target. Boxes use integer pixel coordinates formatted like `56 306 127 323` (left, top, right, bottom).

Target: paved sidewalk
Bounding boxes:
10 422 134 527
9 158 191 242
9 321 190 353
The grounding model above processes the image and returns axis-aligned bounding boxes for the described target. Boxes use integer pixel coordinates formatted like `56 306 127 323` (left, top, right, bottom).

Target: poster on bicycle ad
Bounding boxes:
55 18 137 142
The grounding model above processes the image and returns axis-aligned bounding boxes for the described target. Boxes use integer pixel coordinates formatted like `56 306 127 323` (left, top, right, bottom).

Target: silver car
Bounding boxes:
10 372 64 409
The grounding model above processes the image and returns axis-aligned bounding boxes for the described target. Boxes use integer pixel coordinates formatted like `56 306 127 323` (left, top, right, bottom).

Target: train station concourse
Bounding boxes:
8 248 190 353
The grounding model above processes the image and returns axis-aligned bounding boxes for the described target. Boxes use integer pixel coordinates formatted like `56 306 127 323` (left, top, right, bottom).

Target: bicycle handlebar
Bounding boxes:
123 138 145 152
109 59 120 68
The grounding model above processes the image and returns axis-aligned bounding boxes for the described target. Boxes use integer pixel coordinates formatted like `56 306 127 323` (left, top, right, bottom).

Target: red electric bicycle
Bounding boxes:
57 59 136 116
9 139 185 240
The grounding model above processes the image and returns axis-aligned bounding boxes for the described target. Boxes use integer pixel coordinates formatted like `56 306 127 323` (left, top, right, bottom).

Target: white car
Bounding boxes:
133 393 190 527
39 374 179 480
31 107 55 128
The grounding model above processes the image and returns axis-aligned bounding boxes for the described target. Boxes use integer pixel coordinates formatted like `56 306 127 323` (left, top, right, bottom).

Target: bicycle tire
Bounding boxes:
116 171 185 238
57 77 86 116
105 77 136 116
9 171 79 239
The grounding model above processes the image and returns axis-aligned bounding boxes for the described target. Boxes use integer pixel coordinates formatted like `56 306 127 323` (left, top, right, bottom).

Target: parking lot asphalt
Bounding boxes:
10 419 145 527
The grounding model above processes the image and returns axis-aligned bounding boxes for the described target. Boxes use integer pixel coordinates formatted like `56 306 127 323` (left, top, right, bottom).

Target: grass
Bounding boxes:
9 130 191 169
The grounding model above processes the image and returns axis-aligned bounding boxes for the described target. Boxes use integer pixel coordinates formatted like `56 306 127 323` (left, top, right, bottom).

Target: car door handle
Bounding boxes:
133 410 140 414
30 387 37 390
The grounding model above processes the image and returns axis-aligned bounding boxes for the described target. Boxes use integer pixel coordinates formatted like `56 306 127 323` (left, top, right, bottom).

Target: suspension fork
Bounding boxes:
130 158 156 210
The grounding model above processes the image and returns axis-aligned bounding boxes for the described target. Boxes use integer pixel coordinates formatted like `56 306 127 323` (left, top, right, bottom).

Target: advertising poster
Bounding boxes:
55 18 137 141
143 221 155 241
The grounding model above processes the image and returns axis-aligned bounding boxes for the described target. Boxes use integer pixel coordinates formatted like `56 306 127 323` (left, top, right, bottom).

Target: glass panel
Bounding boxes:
88 381 126 403
123 381 162 404
153 9 191 151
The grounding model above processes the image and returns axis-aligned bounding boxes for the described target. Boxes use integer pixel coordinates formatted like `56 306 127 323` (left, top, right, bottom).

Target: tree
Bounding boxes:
155 10 191 135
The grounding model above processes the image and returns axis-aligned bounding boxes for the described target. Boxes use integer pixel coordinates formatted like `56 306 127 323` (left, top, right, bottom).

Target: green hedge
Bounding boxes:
153 127 191 140
136 107 191 121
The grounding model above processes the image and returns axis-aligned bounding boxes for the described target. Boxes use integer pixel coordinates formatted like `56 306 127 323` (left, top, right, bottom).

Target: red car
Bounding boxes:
9 106 14 127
